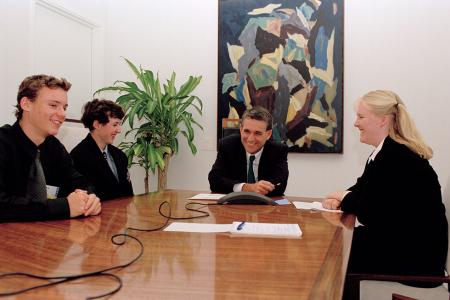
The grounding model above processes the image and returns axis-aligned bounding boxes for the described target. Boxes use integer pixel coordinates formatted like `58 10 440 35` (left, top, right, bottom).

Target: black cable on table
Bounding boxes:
0 199 212 299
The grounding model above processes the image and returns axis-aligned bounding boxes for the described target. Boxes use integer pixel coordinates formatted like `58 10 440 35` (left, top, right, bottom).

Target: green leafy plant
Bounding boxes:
95 58 203 193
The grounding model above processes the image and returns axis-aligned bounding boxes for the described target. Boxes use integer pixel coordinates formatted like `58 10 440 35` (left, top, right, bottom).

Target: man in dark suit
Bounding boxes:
208 106 288 196
71 99 133 200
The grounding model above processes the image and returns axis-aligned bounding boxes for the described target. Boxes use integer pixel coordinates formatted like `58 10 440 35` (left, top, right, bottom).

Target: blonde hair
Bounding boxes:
358 90 433 159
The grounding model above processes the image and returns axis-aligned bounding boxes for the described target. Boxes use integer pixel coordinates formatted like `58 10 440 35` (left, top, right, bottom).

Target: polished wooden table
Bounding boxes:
0 190 355 299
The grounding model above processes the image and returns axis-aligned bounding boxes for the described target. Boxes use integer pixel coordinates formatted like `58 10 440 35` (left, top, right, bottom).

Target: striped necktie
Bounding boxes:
103 151 119 181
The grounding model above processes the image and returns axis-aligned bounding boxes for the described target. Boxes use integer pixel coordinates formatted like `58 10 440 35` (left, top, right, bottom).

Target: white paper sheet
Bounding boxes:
164 222 231 233
189 193 226 200
230 222 302 238
164 221 302 238
293 201 342 213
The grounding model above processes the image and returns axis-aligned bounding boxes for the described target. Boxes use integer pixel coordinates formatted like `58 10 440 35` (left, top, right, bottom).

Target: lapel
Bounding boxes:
369 137 393 166
258 142 270 177
236 140 248 181
85 134 119 182
363 137 394 174
85 134 106 161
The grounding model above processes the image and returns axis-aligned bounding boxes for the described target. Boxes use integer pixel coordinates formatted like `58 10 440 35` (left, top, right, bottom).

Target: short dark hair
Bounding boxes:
16 74 71 120
241 106 273 130
81 99 125 130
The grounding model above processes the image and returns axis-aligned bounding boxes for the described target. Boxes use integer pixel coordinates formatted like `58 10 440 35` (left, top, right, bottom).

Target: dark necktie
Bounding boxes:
247 155 256 183
27 150 47 202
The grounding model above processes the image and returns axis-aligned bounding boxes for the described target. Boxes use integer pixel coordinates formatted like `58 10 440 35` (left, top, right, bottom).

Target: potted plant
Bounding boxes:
95 58 203 193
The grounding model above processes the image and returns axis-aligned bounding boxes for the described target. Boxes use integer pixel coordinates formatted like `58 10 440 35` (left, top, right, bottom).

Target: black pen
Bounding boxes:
237 221 246 231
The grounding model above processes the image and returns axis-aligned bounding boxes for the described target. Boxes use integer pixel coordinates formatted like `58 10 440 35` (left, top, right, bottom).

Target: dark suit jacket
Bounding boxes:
208 134 288 197
70 134 133 201
0 122 92 222
341 137 448 285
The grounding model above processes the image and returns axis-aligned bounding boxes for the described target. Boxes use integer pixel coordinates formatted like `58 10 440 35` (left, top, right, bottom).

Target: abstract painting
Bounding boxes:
218 0 344 153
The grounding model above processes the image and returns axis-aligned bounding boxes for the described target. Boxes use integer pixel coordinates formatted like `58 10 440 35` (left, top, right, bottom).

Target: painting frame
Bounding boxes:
217 0 344 153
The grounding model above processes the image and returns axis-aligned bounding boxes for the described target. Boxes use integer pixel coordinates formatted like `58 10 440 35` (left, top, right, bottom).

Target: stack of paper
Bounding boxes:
164 222 230 233
189 193 226 200
230 222 302 238
164 222 302 238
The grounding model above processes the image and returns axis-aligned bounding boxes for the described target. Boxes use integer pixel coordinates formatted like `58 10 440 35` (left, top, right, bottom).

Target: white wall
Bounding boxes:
344 0 450 193
103 0 450 197
104 0 219 193
1 0 33 124
0 0 107 123
0 1 7 114
1 0 449 198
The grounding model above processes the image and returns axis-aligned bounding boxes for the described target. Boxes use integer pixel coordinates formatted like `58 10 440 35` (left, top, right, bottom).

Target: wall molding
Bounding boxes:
32 0 105 119
35 0 99 29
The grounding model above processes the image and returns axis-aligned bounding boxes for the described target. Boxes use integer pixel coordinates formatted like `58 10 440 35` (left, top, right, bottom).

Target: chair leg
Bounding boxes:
392 293 417 300
343 274 360 300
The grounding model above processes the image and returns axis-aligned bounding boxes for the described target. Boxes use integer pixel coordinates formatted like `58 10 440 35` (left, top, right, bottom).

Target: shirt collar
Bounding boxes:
369 137 386 161
246 147 264 161
88 133 108 154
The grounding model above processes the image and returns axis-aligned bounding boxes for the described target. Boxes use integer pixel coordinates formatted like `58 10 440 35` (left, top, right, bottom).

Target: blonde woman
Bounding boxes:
323 90 447 287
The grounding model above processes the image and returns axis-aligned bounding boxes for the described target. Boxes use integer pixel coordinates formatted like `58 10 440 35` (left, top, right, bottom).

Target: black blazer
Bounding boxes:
0 123 91 222
341 137 448 284
70 134 133 201
208 134 288 196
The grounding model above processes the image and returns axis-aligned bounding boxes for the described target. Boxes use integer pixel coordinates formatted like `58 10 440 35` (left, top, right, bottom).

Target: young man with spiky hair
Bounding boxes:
0 74 101 222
